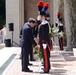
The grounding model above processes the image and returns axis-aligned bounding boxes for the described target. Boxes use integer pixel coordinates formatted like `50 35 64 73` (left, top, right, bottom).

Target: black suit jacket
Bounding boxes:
21 22 36 48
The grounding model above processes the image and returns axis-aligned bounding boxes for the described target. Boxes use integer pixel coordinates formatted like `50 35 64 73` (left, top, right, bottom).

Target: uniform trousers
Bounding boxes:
40 40 50 72
59 37 63 50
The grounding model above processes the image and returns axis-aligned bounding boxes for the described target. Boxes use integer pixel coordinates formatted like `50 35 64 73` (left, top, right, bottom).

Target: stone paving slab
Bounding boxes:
61 53 76 75
0 47 16 67
0 47 76 75
2 48 52 75
2 48 66 75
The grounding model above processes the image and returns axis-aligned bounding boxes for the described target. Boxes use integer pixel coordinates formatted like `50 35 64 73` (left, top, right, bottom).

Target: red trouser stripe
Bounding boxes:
43 48 48 72
60 38 63 50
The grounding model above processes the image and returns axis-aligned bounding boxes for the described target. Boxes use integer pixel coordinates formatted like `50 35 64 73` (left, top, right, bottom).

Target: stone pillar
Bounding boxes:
53 0 59 24
52 0 59 46
64 0 76 50
50 0 53 23
6 0 24 46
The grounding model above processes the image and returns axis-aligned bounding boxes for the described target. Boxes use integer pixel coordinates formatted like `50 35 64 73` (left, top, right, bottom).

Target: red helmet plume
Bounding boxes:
57 12 60 18
44 2 49 11
37 0 44 11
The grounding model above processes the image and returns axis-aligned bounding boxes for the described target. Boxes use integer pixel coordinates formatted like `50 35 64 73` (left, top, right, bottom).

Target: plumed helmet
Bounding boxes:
44 2 49 11
58 17 62 22
46 13 50 17
37 0 44 11
57 12 60 19
40 11 46 16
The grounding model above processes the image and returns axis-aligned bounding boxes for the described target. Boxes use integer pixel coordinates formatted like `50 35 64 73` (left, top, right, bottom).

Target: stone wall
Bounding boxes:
6 0 24 46
24 0 50 22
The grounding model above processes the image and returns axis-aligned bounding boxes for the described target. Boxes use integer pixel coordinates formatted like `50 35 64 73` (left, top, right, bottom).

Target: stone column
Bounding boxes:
6 0 24 46
50 0 53 23
53 0 59 24
52 0 59 46
64 0 76 50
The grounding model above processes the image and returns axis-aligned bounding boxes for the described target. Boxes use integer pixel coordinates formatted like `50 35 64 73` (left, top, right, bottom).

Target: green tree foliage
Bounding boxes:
0 0 5 29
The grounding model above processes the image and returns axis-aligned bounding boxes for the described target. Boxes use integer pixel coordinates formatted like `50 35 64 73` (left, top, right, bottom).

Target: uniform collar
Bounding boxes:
41 19 48 25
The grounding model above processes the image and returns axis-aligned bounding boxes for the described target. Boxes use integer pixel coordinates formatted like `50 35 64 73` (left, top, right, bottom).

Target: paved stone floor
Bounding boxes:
0 47 76 75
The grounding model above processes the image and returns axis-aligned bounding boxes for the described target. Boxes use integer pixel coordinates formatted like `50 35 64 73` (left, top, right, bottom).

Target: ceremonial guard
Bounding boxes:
37 0 51 73
39 11 51 73
46 13 54 51
56 12 64 50
58 18 64 50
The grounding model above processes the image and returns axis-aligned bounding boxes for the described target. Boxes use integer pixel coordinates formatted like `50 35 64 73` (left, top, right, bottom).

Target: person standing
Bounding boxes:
0 30 3 43
21 18 37 72
58 18 64 50
1 25 6 43
46 13 54 51
39 11 51 73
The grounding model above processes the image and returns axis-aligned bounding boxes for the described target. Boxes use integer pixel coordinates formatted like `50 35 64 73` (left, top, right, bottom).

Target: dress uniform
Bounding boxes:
46 13 54 51
39 11 50 73
58 18 64 50
21 18 37 72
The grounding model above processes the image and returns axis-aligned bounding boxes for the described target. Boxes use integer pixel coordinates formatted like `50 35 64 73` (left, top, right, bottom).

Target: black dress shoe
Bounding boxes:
41 68 44 70
25 69 33 72
42 64 44 66
30 59 36 61
22 68 33 72
28 63 33 65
